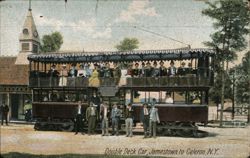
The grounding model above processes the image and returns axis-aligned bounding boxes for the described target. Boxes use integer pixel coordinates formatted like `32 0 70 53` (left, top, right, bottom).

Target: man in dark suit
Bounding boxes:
74 101 84 135
140 103 150 138
1 103 9 125
168 61 177 76
178 62 187 76
48 64 59 86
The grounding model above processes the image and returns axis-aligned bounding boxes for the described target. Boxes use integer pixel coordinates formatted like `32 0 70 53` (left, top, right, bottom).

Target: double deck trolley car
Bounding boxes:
28 48 214 137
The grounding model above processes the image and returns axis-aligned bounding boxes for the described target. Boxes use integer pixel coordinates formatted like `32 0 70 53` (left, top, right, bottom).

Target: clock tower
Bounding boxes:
15 1 40 65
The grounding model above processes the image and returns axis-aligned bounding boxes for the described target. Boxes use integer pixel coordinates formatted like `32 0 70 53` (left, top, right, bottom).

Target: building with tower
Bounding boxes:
0 2 40 120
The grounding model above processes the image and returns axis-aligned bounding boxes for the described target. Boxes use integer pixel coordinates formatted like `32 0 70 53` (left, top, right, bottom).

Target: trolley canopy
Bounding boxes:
27 48 214 63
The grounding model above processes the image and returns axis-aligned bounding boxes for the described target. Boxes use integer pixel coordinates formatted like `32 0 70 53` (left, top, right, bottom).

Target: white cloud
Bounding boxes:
35 15 112 39
92 27 112 39
115 0 158 23
35 16 64 31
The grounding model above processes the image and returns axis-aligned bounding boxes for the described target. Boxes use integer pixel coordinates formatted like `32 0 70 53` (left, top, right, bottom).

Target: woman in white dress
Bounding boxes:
59 64 68 86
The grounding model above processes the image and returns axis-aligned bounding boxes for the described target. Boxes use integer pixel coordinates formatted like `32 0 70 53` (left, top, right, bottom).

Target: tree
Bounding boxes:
233 51 250 103
115 37 139 51
41 32 63 53
202 0 250 126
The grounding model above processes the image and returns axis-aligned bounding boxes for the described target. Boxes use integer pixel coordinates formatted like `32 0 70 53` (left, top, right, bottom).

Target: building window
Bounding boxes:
22 43 29 51
33 44 38 53
23 28 29 35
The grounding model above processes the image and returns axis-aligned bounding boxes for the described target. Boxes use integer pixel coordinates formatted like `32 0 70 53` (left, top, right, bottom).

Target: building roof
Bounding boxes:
0 57 29 85
28 48 214 63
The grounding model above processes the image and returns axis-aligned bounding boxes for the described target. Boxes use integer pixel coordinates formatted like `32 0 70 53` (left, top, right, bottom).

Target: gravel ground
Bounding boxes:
0 124 249 158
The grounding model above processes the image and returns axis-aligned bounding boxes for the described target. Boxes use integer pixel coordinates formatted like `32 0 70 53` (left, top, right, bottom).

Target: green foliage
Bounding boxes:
232 51 250 103
202 0 250 61
202 0 250 106
41 32 63 53
115 38 139 51
209 72 232 104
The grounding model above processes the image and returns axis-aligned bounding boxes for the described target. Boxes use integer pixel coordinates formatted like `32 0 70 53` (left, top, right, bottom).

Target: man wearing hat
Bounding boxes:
100 102 110 136
132 63 141 86
178 62 187 85
74 101 84 135
149 102 160 138
48 64 59 86
145 62 153 85
140 103 150 138
178 62 187 76
168 61 177 76
111 104 121 136
103 62 113 86
125 103 134 137
86 102 97 135
159 61 167 76
140 62 146 77
132 63 140 77
113 62 121 85
68 63 78 87
151 61 160 86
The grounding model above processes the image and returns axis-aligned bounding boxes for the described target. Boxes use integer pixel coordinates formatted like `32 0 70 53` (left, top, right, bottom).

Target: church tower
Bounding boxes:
15 0 40 65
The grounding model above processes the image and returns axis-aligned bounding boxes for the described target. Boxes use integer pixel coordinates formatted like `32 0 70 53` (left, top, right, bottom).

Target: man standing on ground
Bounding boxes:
140 103 150 138
125 103 134 137
86 102 97 135
149 103 160 138
1 103 9 125
111 104 121 136
100 102 110 136
74 101 84 135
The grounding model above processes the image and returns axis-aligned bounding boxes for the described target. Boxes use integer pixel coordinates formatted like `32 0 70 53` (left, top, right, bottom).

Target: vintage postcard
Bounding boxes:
0 0 249 158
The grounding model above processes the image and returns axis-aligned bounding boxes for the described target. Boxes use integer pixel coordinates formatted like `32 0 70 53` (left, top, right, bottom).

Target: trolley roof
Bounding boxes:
27 48 214 63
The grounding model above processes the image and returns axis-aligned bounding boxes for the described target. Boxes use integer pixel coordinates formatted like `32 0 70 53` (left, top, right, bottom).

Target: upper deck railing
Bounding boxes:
29 72 213 88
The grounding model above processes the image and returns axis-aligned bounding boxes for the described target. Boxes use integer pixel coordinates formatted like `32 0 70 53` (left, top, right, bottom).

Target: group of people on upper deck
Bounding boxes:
47 61 195 87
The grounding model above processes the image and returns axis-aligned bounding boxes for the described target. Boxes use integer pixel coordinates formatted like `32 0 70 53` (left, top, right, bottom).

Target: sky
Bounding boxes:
0 0 248 64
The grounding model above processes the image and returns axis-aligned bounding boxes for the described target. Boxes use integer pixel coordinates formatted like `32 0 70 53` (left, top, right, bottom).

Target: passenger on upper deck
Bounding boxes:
126 63 133 77
159 61 167 76
77 64 85 77
48 64 59 86
178 62 187 76
89 64 100 87
84 64 92 78
119 63 128 86
151 61 160 77
140 62 146 77
165 93 174 104
132 63 140 78
186 63 194 75
168 60 177 76
68 63 78 78
113 62 121 85
103 62 113 86
59 64 68 86
145 62 152 77
48 64 59 77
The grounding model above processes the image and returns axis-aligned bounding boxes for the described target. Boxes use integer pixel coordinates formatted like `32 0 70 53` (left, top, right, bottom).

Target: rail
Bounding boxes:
29 75 213 88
